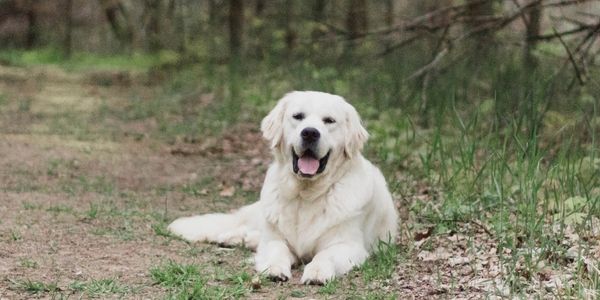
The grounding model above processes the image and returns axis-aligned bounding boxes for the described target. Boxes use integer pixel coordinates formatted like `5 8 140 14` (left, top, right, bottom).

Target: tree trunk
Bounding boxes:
524 1 542 68
25 0 38 49
385 0 394 28
145 0 163 52
207 0 219 26
284 0 296 54
99 0 134 48
311 0 327 42
255 0 265 17
346 0 367 40
63 0 73 57
229 0 243 57
465 0 496 56
313 0 326 21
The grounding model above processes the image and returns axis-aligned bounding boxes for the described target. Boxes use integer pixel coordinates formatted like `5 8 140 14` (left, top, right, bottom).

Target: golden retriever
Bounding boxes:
168 91 398 284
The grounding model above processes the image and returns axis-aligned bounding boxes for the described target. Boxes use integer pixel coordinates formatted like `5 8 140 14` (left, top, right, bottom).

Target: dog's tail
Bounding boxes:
167 202 262 249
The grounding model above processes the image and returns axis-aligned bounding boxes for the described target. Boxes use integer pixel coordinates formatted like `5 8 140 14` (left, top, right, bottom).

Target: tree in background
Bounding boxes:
524 0 543 68
144 0 163 52
284 0 297 55
63 0 72 57
229 0 243 57
99 0 134 49
25 0 39 49
464 0 498 57
346 0 367 40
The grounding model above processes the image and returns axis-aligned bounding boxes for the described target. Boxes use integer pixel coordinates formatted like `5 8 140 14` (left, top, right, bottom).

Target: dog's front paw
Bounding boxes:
263 264 292 282
256 262 292 282
301 260 335 285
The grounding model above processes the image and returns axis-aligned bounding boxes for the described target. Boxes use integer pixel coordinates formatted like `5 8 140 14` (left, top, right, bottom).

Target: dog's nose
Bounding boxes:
301 127 320 143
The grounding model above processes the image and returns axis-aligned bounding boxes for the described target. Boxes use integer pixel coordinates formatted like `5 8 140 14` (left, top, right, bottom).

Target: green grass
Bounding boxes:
360 239 401 282
69 278 131 297
0 47 178 71
10 229 21 241
19 258 38 268
46 204 74 214
14 279 59 294
150 261 251 299
84 203 99 219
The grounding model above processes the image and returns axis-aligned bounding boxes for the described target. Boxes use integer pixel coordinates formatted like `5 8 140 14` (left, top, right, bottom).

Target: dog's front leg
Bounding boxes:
254 237 296 282
301 242 368 285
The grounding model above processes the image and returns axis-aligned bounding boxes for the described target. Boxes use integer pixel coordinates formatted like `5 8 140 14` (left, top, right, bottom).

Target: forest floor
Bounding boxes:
0 64 595 299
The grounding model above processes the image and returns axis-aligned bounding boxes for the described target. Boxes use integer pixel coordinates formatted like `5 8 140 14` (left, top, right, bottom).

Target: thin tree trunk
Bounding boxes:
173 0 186 52
346 0 367 40
25 1 38 49
208 0 217 25
145 0 162 52
99 0 134 48
229 0 243 57
64 0 73 57
311 0 327 42
385 0 394 28
465 0 496 56
255 0 265 17
525 1 542 68
313 0 326 21
284 0 296 54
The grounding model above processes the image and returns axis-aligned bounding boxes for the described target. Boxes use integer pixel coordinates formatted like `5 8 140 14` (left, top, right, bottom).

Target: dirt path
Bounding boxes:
0 65 273 299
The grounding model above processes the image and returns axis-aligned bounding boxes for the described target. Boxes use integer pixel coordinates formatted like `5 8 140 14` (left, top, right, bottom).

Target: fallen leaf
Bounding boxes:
219 186 235 197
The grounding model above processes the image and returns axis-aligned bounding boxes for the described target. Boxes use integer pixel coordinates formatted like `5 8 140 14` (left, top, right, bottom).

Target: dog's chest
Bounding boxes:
275 199 329 257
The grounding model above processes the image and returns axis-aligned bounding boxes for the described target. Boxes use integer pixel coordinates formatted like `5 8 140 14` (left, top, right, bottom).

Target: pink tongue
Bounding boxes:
298 156 320 175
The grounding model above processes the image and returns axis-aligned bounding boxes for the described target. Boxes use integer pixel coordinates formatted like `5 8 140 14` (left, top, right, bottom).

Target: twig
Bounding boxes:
531 24 596 41
379 35 421 56
469 219 494 237
554 27 586 85
404 48 449 82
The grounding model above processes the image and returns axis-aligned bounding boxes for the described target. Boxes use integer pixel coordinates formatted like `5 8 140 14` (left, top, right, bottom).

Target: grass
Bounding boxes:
19 258 38 268
14 279 59 294
150 261 251 299
0 47 178 71
69 278 131 297
360 239 401 282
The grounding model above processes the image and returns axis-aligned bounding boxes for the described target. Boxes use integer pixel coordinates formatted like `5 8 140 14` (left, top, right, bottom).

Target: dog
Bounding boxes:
168 91 398 284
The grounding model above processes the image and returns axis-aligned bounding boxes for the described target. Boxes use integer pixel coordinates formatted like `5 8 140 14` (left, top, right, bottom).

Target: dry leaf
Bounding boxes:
219 186 235 197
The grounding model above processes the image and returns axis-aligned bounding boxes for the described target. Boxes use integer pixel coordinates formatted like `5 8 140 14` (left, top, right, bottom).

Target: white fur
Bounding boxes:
168 91 398 284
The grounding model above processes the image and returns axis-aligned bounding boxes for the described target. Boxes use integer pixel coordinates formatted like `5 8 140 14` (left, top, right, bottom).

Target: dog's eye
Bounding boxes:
323 117 336 124
293 113 305 120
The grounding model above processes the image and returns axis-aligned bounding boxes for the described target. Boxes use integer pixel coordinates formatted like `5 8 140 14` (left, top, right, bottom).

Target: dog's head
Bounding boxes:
261 91 368 180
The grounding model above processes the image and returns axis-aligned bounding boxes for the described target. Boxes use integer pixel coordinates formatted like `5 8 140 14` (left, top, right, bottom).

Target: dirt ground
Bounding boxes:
0 64 583 299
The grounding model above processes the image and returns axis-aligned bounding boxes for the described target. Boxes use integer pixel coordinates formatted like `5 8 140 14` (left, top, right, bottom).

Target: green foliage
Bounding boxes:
0 47 177 71
69 278 131 296
150 261 250 299
360 239 400 282
151 261 204 289
317 279 338 295
19 258 38 268
15 280 59 294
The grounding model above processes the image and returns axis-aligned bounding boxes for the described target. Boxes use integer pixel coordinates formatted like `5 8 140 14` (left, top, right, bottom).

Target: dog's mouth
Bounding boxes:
292 149 331 178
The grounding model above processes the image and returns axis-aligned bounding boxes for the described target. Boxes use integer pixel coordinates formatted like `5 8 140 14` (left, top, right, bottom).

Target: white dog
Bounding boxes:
168 91 398 284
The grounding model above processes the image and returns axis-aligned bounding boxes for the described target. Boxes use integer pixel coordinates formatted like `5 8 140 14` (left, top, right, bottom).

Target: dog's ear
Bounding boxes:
344 102 369 159
261 94 290 149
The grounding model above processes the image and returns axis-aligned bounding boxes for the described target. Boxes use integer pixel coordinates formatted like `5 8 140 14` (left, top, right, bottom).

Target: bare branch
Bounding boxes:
554 27 585 85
